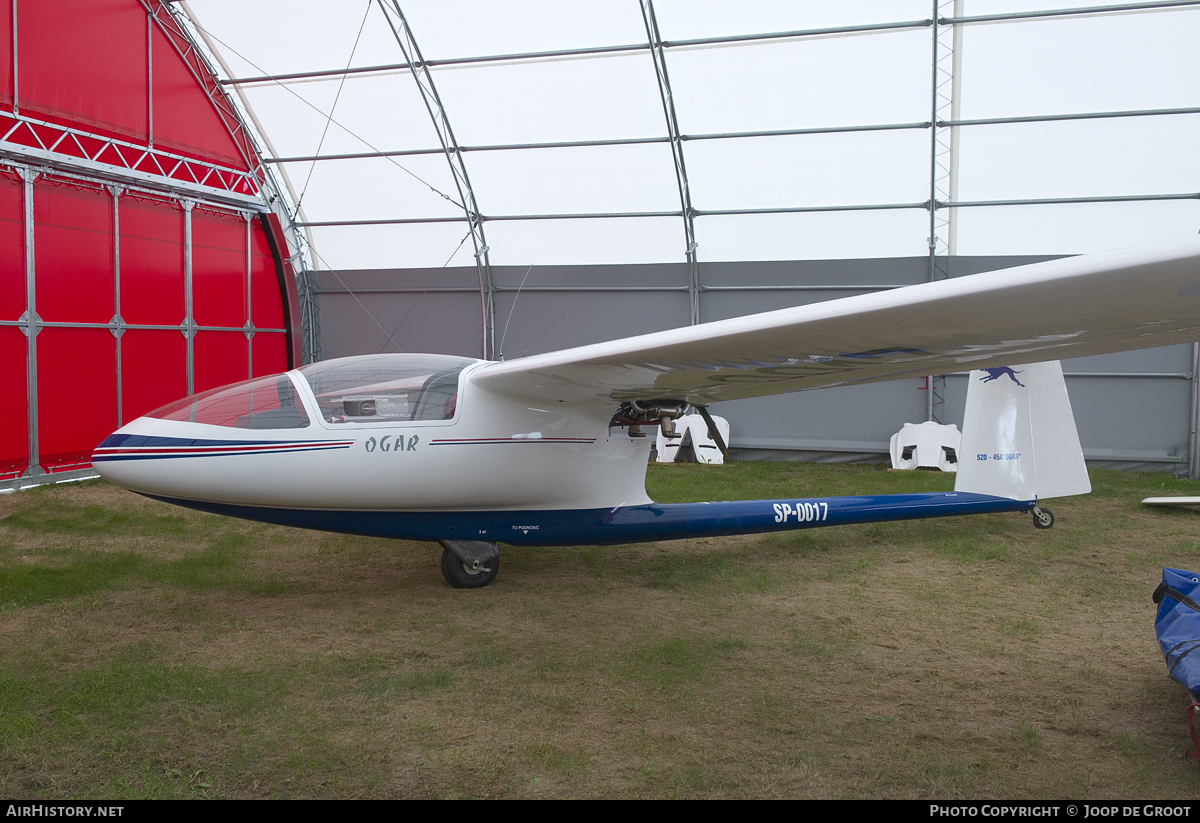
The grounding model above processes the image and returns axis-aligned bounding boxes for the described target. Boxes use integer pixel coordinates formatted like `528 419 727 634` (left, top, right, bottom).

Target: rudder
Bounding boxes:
954 361 1090 501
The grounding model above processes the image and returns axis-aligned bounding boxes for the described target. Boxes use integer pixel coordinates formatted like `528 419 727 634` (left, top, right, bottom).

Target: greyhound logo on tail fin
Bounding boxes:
980 367 1025 387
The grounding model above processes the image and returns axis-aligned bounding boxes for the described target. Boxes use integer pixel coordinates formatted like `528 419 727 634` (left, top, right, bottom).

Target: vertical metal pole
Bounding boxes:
111 186 123 426
19 167 39 476
297 265 319 365
641 0 700 326
926 0 940 422
927 0 940 277
245 212 253 378
146 9 153 147
375 0 496 359
182 199 194 395
925 0 960 424
946 0 964 258
11 0 17 114
307 269 318 364
1190 342 1199 479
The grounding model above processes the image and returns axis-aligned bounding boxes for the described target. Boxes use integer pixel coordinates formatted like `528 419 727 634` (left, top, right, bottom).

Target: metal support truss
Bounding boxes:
375 0 496 360
925 0 963 423
929 0 962 277
0 318 285 335
295 265 321 364
0 111 265 211
641 0 699 325
174 5 315 363
1 161 287 483
0 1 270 212
139 0 262 181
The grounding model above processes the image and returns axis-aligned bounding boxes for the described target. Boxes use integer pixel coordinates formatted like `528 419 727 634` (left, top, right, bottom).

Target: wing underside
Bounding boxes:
473 237 1200 406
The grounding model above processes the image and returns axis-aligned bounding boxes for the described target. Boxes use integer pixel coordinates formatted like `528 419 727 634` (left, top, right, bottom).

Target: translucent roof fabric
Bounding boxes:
181 0 1200 270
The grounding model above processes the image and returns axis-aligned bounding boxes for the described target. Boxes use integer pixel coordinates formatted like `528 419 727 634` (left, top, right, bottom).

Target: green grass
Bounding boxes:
3 466 1200 798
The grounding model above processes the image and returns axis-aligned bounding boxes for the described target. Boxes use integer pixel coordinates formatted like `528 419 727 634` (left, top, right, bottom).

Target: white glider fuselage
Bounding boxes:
94 358 654 513
90 237 1200 585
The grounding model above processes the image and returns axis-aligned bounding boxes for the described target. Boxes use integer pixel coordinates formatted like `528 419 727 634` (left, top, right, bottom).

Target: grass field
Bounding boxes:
3 462 1200 798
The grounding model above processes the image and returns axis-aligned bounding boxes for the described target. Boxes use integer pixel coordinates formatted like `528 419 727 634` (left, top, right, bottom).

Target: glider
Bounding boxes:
93 236 1200 587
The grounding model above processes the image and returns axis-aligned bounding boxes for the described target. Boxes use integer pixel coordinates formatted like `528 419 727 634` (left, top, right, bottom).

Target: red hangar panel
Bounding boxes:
0 0 300 484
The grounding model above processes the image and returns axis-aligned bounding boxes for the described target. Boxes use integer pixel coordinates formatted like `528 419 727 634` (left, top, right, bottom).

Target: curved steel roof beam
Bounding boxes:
942 0 1200 25
177 4 315 253
140 0 261 182
641 0 699 326
376 0 495 360
218 18 938 87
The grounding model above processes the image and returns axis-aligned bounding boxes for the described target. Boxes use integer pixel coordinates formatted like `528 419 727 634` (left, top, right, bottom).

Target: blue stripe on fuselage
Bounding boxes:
97 434 337 449
141 492 1034 546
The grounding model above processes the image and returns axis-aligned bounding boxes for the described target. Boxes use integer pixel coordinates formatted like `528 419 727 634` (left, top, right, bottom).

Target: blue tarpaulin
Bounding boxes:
1154 567 1200 701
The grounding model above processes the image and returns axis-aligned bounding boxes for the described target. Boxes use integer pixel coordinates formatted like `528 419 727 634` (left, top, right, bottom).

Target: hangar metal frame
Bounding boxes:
193 0 1200 474
0 111 264 209
374 0 497 360
0 164 293 486
0 0 307 490
230 0 1200 336
136 0 261 175
640 0 699 325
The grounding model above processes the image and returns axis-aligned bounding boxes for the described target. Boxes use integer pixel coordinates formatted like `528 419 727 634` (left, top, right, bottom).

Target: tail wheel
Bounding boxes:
1033 507 1055 530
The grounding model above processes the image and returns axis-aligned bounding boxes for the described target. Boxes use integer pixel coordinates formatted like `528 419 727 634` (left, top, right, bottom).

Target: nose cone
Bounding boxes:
90 422 205 496
91 431 134 479
91 415 354 505
93 371 319 499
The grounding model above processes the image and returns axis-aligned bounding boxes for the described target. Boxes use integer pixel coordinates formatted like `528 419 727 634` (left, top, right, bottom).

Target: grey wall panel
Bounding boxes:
934 256 1065 277
1064 347 1193 375
491 262 691 358
317 290 484 360
492 262 689 289
717 381 929 455
311 268 485 359
700 257 931 289
932 357 1191 471
1061 346 1193 467
495 291 689 360
312 267 479 290
316 263 692 361
1060 373 1191 465
702 288 883 317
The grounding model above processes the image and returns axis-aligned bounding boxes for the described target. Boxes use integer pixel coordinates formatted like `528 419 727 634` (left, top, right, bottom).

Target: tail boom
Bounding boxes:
142 491 1034 547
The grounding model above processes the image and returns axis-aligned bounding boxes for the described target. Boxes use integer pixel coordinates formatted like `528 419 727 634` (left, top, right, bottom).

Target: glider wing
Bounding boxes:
473 237 1200 405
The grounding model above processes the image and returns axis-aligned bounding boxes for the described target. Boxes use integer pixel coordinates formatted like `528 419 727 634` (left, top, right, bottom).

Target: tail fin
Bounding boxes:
954 361 1091 501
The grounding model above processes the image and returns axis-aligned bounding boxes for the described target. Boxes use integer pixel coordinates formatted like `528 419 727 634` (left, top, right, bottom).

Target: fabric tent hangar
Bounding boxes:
0 0 301 487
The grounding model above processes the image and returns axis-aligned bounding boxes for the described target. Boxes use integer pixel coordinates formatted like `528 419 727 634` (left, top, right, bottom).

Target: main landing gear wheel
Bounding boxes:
1032 506 1055 530
438 541 500 589
440 549 499 588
